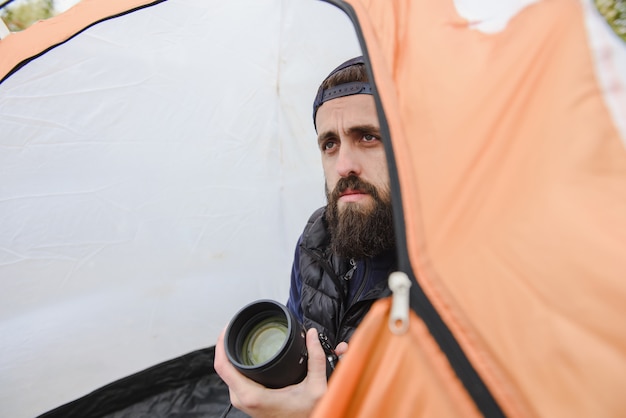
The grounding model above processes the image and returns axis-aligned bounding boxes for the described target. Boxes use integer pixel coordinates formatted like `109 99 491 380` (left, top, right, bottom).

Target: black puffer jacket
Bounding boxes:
287 207 396 346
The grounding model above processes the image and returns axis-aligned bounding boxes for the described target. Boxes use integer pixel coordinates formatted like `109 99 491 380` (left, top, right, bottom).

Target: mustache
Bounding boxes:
329 175 380 202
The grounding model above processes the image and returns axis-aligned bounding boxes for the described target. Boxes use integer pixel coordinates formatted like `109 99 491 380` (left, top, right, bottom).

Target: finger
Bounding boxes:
213 328 233 380
305 328 327 383
335 341 349 357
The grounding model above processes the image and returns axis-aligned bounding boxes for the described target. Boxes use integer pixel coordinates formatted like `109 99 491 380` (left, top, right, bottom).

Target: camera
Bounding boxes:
223 299 338 389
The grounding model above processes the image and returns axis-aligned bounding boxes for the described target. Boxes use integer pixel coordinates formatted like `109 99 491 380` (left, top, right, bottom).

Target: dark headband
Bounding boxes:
312 56 373 128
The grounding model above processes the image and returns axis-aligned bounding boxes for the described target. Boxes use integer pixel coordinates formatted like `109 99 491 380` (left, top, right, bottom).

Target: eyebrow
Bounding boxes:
317 124 381 146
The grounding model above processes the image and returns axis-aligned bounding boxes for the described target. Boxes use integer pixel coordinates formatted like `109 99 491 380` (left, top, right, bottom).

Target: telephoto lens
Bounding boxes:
224 299 308 389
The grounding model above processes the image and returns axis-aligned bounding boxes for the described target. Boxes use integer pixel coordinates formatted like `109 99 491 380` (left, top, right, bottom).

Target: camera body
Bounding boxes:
224 299 338 389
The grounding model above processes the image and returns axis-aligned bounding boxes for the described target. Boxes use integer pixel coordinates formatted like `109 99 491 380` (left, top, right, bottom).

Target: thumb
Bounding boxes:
305 328 327 383
335 341 349 358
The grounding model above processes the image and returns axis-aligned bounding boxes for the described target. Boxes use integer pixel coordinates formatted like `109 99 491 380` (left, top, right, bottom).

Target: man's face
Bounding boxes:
315 94 394 259
315 94 390 212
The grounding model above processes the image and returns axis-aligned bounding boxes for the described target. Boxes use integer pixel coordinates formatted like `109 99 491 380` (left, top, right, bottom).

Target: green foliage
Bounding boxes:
595 0 626 43
1 0 55 32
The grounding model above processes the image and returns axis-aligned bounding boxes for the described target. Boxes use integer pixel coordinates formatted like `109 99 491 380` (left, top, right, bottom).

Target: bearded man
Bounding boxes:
287 56 396 347
214 56 397 418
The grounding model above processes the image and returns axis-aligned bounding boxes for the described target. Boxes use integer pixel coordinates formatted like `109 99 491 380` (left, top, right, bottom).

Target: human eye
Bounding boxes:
320 139 338 153
361 133 381 144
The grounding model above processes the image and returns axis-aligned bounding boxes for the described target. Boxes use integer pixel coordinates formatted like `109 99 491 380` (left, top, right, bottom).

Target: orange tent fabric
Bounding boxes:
314 0 626 417
316 298 484 417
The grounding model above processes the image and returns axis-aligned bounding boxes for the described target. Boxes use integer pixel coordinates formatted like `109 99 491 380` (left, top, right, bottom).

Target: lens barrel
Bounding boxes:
224 299 308 388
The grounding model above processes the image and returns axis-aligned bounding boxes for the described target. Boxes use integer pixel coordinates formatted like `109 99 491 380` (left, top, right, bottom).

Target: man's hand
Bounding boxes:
214 327 328 418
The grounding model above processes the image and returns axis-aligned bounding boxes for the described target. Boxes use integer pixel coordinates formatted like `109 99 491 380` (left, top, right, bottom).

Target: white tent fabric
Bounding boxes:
0 1 360 417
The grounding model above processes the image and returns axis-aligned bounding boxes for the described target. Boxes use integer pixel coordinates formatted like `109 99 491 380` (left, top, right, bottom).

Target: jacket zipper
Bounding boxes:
300 246 341 285
345 258 367 308
335 258 370 343
343 258 357 281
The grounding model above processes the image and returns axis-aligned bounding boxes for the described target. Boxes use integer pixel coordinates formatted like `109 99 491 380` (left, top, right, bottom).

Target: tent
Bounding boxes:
0 1 361 416
312 1 626 417
2 0 626 417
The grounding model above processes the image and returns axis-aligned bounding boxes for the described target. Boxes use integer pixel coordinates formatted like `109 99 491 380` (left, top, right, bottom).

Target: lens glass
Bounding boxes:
241 316 288 365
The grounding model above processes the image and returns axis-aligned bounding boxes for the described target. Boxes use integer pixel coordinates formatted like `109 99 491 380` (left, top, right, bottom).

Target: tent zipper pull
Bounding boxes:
388 271 411 334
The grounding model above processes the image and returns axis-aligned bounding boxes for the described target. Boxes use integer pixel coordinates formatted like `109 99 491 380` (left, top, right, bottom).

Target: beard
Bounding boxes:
325 175 395 259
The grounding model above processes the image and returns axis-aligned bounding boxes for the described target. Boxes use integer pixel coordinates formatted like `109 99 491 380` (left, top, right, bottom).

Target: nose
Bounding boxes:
335 142 361 178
